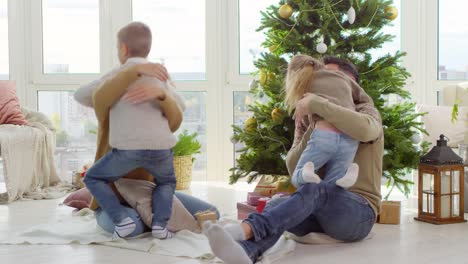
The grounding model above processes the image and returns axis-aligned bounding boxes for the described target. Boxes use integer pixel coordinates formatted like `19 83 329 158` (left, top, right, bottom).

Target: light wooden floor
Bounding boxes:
1 182 467 264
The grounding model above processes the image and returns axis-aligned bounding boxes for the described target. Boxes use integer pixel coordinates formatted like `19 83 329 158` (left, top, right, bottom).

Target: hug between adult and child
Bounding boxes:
75 21 185 240
201 54 380 263
75 21 382 264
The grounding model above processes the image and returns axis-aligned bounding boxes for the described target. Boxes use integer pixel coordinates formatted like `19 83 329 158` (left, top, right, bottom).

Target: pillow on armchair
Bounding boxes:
0 81 27 125
416 104 468 148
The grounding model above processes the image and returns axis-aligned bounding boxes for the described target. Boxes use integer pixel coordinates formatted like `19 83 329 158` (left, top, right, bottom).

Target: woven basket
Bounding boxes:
173 155 193 190
72 171 85 189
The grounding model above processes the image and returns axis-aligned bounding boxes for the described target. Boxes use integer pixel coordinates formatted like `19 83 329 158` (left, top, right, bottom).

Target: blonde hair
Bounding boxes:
284 55 323 112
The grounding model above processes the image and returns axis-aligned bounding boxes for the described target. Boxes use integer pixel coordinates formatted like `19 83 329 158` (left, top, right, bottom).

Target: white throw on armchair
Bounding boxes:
0 107 61 203
442 82 468 106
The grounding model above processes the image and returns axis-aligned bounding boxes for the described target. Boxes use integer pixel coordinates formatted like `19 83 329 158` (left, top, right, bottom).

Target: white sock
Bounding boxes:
113 217 136 239
336 163 359 189
203 223 252 264
302 162 321 184
152 225 174 240
224 223 246 241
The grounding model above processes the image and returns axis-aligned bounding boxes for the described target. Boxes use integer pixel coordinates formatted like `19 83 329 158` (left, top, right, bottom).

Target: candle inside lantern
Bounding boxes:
441 173 451 218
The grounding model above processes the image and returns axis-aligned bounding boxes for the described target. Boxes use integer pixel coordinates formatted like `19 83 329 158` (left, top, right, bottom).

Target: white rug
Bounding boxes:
0 208 295 264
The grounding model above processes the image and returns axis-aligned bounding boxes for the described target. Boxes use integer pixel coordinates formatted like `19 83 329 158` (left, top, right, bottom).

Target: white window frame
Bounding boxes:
0 0 9 81
10 0 231 181
6 0 450 183
399 0 459 106
424 0 461 105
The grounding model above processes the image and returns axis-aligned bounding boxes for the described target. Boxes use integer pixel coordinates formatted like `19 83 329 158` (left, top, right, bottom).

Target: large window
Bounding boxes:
132 0 206 80
370 0 401 61
15 0 434 182
238 0 275 75
37 91 208 182
38 91 98 181
178 92 207 181
438 0 468 80
0 157 4 193
0 0 8 80
42 0 100 74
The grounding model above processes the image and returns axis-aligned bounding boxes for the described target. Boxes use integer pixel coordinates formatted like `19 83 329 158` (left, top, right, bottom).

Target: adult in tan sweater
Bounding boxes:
203 57 383 264
285 54 374 190
75 63 218 237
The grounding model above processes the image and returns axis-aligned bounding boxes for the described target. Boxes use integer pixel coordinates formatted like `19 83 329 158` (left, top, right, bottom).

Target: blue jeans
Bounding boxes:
84 149 176 227
95 192 220 236
239 182 375 262
292 129 359 187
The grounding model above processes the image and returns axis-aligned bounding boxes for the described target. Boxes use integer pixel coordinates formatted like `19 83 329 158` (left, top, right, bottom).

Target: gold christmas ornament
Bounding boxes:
259 70 275 87
259 70 268 86
278 4 293 19
269 45 277 53
275 177 297 193
244 117 257 132
385 6 398 20
271 108 285 124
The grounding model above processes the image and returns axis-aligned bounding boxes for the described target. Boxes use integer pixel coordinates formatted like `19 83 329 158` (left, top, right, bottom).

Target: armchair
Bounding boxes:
0 107 60 203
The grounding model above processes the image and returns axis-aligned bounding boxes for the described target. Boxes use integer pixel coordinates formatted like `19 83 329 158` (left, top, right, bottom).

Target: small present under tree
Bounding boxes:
230 0 429 198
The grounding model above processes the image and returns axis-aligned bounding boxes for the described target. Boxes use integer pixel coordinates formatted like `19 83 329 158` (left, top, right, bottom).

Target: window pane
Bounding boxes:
0 0 8 80
38 91 207 182
133 0 206 80
370 0 401 61
438 0 468 80
42 0 100 74
239 0 276 75
38 91 97 181
0 157 5 193
178 92 207 181
233 91 254 163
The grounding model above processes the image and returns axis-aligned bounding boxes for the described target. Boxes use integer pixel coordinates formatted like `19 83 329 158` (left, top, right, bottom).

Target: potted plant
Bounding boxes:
172 130 202 190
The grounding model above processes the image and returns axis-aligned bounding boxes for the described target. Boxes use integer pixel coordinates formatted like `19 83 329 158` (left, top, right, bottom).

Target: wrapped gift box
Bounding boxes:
237 202 257 220
72 171 85 189
247 192 263 206
194 210 218 228
377 200 401 225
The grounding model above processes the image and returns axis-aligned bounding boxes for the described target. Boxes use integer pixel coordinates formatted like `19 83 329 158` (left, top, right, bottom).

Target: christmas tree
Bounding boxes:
230 0 429 198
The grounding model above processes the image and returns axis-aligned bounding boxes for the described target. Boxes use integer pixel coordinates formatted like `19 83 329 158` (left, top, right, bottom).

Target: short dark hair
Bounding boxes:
323 56 359 83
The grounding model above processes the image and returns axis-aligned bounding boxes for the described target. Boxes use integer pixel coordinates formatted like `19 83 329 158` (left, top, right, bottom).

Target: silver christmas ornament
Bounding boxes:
411 132 422 144
230 135 239 144
316 42 328 54
258 90 265 98
249 79 259 90
347 6 356 24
